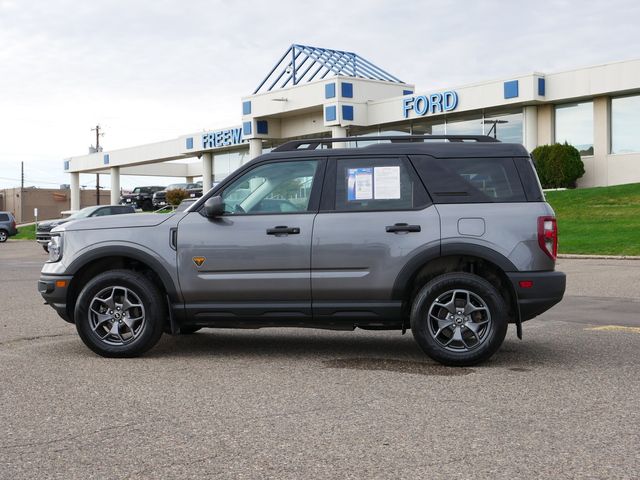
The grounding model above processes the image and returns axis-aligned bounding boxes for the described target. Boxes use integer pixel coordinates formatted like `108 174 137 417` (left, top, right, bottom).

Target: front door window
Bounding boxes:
221 160 318 215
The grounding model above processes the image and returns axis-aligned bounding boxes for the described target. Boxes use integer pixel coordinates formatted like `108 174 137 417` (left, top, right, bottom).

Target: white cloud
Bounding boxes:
0 0 639 189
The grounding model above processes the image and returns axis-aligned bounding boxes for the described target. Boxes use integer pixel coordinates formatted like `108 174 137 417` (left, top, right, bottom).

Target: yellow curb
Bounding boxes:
585 325 640 334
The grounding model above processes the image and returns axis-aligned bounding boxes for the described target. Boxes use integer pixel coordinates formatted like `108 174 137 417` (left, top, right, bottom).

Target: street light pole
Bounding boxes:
91 125 104 205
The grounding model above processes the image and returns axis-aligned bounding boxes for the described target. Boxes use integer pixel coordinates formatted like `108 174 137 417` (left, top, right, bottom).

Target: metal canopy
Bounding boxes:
253 43 405 94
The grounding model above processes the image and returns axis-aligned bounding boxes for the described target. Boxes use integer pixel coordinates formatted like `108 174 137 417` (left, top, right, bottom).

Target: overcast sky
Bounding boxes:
1 0 639 190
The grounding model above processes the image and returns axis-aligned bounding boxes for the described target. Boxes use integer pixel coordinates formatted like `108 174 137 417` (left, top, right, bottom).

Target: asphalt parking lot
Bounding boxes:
1 241 639 479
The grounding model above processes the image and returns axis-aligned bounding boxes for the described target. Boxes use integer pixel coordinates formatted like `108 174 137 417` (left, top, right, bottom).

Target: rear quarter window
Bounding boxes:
410 155 527 203
0 213 9 221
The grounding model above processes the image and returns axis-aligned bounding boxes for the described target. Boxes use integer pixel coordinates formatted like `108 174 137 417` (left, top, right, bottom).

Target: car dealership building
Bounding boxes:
64 44 640 210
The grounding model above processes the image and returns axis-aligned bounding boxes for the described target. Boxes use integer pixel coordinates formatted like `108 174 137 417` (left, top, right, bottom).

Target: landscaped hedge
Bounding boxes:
166 188 188 206
531 143 585 189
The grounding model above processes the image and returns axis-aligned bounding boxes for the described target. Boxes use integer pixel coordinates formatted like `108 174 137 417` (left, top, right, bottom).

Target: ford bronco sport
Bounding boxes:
39 135 566 366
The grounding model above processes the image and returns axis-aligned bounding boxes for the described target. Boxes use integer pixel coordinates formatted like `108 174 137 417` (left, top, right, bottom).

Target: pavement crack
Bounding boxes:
0 333 75 347
0 422 142 450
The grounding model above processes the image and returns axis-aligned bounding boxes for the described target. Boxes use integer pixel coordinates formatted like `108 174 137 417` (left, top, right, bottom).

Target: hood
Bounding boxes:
120 193 140 198
37 218 69 232
53 212 179 233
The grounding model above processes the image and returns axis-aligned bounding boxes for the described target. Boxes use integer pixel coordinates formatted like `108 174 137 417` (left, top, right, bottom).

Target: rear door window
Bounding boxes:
332 157 429 211
410 155 526 203
0 213 9 221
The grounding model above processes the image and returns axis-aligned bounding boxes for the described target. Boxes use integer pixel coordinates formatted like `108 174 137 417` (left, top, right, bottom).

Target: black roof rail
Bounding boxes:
272 135 500 152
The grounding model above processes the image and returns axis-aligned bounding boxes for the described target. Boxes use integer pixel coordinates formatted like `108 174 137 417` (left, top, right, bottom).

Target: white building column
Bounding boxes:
331 126 347 148
537 104 555 146
249 138 262 159
201 153 213 190
110 166 120 205
185 176 195 184
593 96 611 186
70 172 80 211
523 106 538 152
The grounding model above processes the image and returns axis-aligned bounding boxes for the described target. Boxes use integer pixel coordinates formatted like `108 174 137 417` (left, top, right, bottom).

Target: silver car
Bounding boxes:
39 135 566 366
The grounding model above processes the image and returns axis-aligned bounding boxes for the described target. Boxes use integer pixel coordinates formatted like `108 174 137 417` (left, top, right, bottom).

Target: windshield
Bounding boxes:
132 187 143 194
67 207 96 219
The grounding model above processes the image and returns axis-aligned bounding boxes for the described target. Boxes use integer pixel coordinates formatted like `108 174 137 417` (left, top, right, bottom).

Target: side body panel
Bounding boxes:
436 202 556 272
176 211 314 305
311 207 441 321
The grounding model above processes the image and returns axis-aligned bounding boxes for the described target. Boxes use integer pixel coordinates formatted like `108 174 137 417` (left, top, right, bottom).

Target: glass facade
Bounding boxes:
483 111 523 143
213 148 250 182
611 94 640 154
555 102 594 155
445 115 484 135
411 109 522 142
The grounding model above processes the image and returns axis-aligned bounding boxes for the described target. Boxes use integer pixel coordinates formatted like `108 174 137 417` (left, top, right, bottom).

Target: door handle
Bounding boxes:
266 226 300 235
386 223 421 233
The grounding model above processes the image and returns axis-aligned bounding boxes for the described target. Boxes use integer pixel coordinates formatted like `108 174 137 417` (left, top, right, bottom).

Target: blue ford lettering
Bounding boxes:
402 91 459 118
202 127 244 149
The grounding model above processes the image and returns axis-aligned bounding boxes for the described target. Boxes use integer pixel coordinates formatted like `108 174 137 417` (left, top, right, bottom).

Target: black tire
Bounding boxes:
142 199 153 211
74 269 165 357
410 272 509 367
0 229 8 243
179 326 202 334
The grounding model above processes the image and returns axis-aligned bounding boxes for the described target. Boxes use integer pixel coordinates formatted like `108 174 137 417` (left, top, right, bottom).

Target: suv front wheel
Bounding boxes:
74 270 165 357
410 273 509 366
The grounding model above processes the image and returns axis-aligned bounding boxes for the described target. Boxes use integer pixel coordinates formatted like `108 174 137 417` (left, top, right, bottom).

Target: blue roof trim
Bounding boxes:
256 120 268 135
538 78 545 96
64 160 69 170
253 43 405 94
186 137 194 149
325 83 336 99
242 101 252 115
342 105 354 121
103 154 110 165
504 80 519 99
325 105 337 122
341 82 353 98
243 121 252 136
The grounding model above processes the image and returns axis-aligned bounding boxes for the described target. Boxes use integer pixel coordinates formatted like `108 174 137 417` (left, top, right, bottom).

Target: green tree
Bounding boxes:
532 143 585 189
166 188 188 206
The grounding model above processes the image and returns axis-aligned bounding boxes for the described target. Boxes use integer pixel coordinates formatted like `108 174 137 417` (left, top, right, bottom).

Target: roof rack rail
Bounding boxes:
272 135 500 152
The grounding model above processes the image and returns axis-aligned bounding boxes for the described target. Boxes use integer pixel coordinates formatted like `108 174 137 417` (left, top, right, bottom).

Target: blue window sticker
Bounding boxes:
347 167 373 201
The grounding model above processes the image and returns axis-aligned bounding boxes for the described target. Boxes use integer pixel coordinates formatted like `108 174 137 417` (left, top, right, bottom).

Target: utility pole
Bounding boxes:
21 161 24 189
91 125 104 205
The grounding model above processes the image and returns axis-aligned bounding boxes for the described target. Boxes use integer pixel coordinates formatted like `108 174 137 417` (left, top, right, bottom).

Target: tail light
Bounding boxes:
11 220 16 229
537 216 558 260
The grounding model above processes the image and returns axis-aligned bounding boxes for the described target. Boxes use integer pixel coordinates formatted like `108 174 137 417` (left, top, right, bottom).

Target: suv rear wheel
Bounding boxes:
0 229 8 242
410 272 509 366
74 270 165 357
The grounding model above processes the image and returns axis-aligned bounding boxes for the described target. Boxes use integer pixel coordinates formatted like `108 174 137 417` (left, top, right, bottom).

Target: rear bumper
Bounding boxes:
38 274 74 323
507 271 566 321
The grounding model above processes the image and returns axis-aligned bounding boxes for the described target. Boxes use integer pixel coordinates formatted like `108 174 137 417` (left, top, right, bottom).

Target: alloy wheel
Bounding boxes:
88 286 146 346
427 289 492 352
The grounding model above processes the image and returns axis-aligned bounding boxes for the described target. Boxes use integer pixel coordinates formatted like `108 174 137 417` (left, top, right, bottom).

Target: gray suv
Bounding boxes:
39 135 566 366
0 211 18 242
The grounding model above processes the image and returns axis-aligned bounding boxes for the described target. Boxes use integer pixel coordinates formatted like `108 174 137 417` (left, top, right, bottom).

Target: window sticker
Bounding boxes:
373 166 401 199
347 167 373 200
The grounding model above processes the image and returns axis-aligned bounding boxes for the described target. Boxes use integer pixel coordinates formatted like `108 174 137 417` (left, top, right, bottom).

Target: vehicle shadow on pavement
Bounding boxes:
121 323 635 371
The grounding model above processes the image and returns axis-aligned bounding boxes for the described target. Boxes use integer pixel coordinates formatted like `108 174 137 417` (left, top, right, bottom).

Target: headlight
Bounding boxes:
47 234 64 263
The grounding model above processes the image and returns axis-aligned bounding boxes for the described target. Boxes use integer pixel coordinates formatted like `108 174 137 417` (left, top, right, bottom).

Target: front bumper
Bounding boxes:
36 233 51 245
507 271 566 321
38 274 74 323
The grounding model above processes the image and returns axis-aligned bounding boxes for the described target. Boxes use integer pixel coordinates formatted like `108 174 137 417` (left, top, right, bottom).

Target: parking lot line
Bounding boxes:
585 325 640 334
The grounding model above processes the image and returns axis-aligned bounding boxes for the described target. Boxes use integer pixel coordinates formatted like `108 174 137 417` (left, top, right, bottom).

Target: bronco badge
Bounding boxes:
192 256 206 267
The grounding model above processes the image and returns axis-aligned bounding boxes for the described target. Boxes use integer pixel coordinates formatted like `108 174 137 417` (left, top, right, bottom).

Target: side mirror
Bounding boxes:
203 196 225 218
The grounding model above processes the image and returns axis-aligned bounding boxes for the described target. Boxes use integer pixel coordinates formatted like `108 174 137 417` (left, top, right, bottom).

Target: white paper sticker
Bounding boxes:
374 166 401 199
